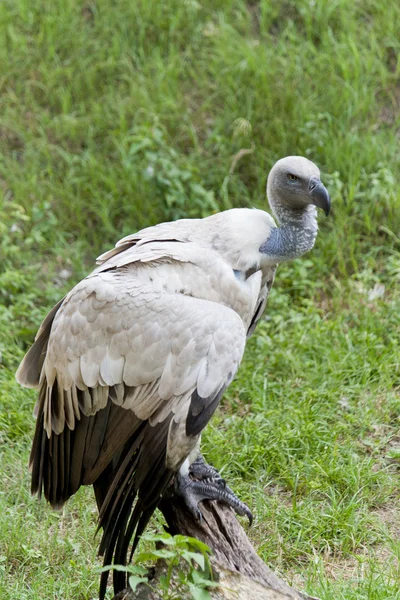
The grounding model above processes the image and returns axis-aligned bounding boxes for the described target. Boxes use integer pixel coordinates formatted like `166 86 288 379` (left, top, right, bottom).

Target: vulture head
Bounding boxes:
259 155 331 262
267 156 331 218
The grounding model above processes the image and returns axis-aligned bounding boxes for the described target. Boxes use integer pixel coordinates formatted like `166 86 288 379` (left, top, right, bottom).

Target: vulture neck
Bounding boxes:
260 202 318 263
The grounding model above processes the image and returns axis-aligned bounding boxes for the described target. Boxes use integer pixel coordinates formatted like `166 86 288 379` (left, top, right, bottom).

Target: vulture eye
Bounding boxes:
288 173 299 182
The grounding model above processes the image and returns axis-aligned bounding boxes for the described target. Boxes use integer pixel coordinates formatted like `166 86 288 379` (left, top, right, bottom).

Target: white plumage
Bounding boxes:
19 208 276 440
16 156 330 599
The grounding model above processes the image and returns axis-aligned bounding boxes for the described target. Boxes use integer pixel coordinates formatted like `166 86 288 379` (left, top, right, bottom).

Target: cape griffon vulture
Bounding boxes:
17 156 330 598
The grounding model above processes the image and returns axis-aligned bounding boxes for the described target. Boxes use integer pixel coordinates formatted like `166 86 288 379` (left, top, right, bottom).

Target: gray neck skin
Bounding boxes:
260 201 319 262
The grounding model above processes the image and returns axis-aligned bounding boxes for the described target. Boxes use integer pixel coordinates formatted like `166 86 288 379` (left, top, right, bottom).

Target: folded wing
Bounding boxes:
17 244 247 599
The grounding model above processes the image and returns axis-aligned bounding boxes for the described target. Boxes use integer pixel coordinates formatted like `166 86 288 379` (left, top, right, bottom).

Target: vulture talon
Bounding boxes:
188 455 226 488
176 457 253 525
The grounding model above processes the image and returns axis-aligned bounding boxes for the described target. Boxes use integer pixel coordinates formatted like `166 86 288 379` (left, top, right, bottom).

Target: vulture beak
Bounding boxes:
309 178 331 216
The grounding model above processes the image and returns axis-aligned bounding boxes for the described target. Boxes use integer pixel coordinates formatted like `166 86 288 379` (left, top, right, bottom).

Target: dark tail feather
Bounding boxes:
113 503 152 593
99 502 131 600
49 434 59 506
30 381 47 497
64 427 71 501
97 429 145 550
97 417 175 600
84 401 111 471
98 446 143 600
30 380 93 507
112 454 171 591
93 463 114 512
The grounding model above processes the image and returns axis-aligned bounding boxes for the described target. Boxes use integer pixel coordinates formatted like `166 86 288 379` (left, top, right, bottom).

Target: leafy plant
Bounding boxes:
100 533 218 600
117 125 220 221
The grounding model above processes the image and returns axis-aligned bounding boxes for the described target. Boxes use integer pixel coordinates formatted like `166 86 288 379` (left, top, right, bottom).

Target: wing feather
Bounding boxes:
15 298 65 388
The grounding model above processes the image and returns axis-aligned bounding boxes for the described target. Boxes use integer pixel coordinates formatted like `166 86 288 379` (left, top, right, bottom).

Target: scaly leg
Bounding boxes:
175 455 253 524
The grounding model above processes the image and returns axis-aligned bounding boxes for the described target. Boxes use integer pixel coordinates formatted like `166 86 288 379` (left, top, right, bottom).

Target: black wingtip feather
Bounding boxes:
50 434 59 506
186 385 227 437
97 418 175 600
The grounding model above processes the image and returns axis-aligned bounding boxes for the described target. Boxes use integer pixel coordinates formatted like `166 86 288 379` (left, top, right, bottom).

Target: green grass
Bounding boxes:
0 0 399 598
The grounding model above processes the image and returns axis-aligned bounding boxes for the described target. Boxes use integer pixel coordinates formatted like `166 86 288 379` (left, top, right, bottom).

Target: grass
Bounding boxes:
0 0 399 598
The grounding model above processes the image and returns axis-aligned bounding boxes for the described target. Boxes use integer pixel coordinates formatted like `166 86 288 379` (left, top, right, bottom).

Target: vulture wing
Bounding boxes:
17 239 252 598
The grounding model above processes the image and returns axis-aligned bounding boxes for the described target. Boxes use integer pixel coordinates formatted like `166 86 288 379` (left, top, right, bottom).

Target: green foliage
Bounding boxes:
116 124 220 220
0 0 399 599
101 533 217 600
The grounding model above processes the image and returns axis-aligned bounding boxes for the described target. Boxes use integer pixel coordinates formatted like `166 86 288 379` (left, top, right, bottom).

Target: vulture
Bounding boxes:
16 156 330 598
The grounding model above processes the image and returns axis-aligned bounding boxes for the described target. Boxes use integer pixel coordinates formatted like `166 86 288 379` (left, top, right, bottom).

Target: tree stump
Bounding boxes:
111 495 319 600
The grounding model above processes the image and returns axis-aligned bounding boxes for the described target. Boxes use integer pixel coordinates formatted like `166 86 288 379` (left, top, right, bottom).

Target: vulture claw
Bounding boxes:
188 455 226 488
175 455 253 525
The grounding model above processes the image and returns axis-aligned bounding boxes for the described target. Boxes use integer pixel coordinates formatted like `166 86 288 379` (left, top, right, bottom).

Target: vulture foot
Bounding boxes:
175 455 253 525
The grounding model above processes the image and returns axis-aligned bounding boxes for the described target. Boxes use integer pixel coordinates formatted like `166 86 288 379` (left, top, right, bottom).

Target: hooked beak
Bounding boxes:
309 178 331 216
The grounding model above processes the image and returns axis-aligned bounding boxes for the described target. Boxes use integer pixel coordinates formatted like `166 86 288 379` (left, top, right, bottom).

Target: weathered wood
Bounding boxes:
111 496 319 600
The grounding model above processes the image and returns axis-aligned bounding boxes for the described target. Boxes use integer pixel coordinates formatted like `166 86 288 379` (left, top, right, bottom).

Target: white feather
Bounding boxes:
24 207 278 444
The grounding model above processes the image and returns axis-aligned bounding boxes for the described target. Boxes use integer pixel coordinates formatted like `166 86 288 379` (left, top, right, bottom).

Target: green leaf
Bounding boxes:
98 564 130 574
150 549 176 559
98 564 148 576
187 538 212 555
182 551 205 570
178 571 187 584
130 565 149 575
144 533 175 545
128 574 148 592
133 551 155 563
191 570 218 587
188 582 212 600
159 574 169 590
